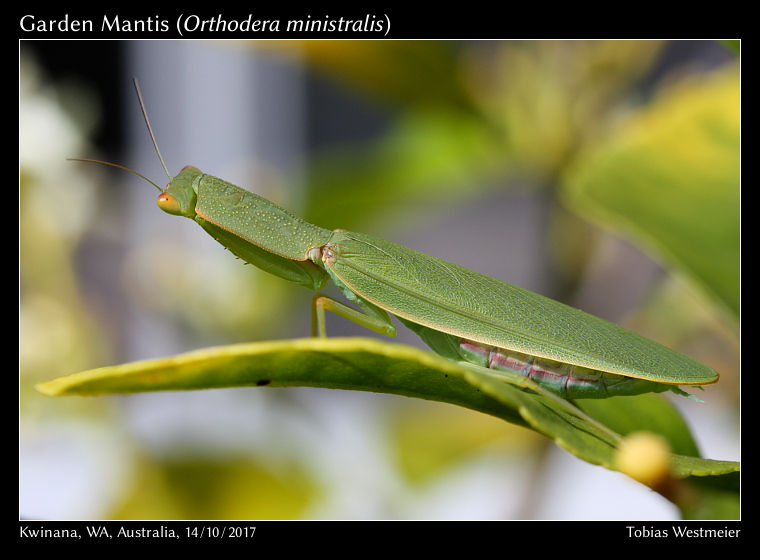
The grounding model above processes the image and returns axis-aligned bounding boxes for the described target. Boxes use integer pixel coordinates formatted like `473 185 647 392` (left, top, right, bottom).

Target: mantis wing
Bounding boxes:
324 230 718 386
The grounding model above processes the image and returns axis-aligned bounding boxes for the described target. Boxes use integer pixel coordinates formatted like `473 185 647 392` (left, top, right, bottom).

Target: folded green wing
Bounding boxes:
325 231 718 386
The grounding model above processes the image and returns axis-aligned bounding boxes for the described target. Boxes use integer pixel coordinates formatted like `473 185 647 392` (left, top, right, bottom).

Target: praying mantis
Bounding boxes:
71 79 719 403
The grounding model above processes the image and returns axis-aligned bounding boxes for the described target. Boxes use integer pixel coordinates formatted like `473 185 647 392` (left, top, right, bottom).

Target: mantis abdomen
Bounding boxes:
457 339 670 399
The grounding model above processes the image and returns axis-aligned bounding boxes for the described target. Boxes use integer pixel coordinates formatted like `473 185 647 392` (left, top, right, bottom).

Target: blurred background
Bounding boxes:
20 40 739 520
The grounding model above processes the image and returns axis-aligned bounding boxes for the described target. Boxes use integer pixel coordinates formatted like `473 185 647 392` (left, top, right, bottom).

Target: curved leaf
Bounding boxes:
37 337 738 484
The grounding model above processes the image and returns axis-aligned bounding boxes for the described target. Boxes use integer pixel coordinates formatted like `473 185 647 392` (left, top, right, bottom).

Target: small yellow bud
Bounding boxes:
615 431 672 488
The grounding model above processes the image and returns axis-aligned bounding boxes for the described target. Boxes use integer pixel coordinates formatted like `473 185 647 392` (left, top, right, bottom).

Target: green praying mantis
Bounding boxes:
71 79 719 404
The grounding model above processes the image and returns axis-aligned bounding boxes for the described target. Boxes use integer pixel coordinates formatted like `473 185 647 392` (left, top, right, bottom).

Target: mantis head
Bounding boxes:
70 81 200 218
65 158 200 220
157 166 201 218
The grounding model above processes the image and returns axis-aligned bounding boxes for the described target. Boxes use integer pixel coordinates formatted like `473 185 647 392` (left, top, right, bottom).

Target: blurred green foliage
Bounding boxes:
564 67 740 320
391 400 541 484
112 456 317 520
720 40 740 55
281 41 662 224
19 52 114 418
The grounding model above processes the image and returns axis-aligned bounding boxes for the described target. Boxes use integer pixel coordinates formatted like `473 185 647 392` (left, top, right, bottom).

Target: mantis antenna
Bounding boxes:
67 78 172 193
66 158 163 192
132 77 172 181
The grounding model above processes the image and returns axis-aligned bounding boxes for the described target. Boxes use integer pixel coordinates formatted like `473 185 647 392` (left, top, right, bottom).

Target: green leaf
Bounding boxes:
577 394 700 457
37 337 738 485
563 67 740 319
459 365 620 462
671 456 740 519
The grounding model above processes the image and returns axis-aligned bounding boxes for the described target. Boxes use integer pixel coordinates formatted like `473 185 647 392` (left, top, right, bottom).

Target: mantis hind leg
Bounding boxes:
311 294 396 338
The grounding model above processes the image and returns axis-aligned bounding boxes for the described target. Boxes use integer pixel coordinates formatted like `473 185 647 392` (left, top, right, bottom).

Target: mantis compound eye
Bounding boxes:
157 192 182 215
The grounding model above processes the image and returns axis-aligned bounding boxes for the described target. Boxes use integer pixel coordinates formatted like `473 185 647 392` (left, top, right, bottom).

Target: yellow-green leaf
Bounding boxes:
37 337 738 485
563 67 740 319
